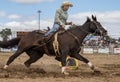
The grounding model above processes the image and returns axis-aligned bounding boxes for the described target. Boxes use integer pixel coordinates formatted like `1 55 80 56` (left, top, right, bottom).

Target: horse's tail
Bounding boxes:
0 37 21 48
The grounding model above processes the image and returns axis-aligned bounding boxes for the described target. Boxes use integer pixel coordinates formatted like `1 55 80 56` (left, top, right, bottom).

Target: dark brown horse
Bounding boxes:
0 15 107 74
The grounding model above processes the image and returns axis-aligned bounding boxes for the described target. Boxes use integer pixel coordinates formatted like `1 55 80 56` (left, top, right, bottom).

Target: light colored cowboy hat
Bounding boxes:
61 1 73 7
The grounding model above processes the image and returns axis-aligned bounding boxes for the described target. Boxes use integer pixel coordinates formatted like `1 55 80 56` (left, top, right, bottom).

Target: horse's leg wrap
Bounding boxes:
62 66 70 75
3 65 9 69
62 67 66 73
87 62 100 73
88 62 93 68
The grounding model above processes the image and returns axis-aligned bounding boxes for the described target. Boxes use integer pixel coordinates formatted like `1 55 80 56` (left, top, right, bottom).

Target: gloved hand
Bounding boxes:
59 25 65 30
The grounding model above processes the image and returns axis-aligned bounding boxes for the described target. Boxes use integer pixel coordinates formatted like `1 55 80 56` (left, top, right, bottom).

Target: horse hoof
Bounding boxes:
63 72 70 75
24 62 30 68
91 66 101 74
94 69 101 74
3 65 8 69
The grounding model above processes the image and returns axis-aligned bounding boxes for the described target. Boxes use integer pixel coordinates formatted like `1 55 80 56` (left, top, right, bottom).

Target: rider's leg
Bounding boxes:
33 24 60 46
45 23 60 36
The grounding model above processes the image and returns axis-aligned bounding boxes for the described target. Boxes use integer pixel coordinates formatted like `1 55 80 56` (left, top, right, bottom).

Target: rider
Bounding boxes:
34 1 73 45
45 1 73 36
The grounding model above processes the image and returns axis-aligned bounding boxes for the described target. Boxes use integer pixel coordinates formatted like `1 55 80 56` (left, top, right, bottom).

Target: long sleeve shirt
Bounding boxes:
54 8 68 26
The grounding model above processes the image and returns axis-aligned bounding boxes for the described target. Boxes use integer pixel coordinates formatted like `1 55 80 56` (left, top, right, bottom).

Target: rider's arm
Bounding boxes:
66 22 72 25
55 9 65 26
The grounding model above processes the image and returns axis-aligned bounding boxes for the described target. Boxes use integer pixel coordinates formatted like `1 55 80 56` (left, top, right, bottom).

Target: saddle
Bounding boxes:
34 26 51 34
41 26 65 41
33 28 65 56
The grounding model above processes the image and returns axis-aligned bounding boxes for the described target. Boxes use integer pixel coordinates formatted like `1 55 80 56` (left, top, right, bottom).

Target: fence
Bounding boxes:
82 47 120 54
1 47 120 55
0 47 17 53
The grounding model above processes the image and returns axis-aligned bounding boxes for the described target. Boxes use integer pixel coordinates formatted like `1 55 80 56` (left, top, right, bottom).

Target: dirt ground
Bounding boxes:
0 52 120 82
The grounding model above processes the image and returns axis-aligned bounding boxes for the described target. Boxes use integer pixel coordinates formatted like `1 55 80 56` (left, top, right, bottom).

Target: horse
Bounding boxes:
0 15 107 75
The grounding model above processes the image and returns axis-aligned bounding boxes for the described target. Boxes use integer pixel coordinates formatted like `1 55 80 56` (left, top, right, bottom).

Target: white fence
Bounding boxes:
1 47 120 54
114 48 120 54
83 47 120 54
0 48 17 52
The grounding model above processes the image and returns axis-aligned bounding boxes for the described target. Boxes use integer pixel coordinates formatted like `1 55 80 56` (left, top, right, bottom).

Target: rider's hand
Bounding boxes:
61 25 65 29
60 25 65 30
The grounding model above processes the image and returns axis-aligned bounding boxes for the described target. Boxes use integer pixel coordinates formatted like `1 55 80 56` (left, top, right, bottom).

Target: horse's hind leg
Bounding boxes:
73 53 100 73
25 50 44 68
4 49 24 69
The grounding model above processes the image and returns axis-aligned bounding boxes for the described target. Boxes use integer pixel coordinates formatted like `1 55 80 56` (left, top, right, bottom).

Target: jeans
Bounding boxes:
45 23 60 36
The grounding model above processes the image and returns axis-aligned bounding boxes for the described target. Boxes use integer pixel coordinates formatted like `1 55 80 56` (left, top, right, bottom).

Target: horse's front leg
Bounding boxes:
61 50 70 75
73 53 100 73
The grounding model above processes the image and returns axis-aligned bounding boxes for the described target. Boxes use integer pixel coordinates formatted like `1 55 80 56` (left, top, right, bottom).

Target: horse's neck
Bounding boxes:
70 23 91 43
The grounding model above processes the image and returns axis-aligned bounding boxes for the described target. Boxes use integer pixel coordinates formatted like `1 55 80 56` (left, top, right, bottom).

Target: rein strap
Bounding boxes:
53 32 61 57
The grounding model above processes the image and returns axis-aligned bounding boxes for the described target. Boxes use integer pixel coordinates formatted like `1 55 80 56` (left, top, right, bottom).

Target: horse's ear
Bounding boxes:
92 15 97 21
86 17 91 22
94 15 97 21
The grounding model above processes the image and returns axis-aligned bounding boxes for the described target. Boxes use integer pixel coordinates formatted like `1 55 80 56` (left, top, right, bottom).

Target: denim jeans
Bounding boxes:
45 23 60 36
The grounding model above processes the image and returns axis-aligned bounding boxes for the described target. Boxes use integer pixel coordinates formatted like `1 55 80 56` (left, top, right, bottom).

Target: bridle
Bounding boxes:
92 21 103 36
79 21 103 37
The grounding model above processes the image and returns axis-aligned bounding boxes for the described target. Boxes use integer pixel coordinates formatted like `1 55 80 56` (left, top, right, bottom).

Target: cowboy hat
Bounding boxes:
61 1 73 7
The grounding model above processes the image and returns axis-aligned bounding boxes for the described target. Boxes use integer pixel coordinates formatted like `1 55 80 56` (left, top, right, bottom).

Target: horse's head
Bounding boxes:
86 15 107 37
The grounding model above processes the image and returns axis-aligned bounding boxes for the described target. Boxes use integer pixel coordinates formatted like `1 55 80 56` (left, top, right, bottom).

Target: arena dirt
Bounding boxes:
0 52 120 82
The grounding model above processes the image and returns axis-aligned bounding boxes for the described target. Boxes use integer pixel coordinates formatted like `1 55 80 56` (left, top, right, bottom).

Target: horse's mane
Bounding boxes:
59 25 81 35
67 25 80 31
